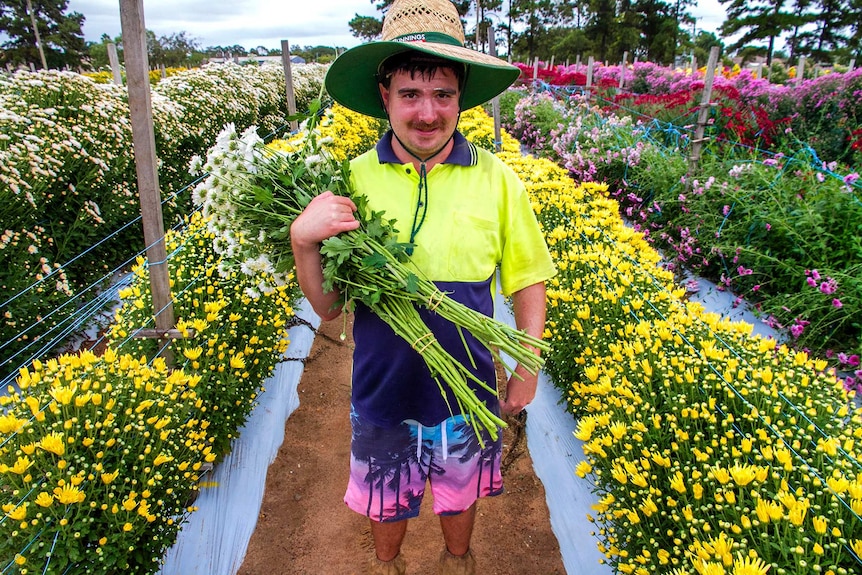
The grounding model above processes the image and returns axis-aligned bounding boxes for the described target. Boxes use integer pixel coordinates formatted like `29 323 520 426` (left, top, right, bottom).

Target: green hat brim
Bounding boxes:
324 41 520 119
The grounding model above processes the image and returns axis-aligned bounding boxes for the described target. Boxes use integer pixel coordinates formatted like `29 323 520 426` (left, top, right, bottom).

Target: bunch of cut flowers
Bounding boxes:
191 100 548 441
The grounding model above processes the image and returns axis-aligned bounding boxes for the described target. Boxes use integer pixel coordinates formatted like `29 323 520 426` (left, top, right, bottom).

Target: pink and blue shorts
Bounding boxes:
344 408 503 522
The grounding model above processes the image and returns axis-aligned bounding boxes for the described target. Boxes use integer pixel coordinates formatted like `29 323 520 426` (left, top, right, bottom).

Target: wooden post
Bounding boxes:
618 51 628 91
281 40 299 133
688 46 719 180
119 0 176 364
488 26 502 153
849 58 856 73
797 56 806 85
108 42 123 85
576 54 581 66
532 57 539 80
160 63 166 79
585 56 594 98
756 63 763 79
25 0 48 70
690 53 697 75
549 54 555 69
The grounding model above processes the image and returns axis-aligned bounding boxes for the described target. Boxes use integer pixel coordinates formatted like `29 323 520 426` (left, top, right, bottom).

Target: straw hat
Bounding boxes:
324 0 519 119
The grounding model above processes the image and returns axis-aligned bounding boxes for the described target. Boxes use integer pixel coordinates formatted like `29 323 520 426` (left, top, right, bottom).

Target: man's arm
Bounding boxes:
499 281 547 415
290 191 361 321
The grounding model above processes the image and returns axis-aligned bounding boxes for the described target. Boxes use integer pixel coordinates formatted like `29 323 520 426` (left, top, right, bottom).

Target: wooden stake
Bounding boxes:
489 26 502 153
108 42 123 85
281 40 299 133
688 46 719 180
119 0 176 365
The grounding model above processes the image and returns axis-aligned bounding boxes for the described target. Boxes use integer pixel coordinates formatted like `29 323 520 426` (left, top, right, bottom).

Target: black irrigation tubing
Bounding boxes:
546 204 862 549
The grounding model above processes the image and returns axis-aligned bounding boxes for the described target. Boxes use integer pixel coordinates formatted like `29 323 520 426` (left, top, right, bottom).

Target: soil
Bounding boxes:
236 315 566 575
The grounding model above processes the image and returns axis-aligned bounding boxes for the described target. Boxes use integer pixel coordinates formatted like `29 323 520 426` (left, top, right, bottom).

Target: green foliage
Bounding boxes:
0 0 87 70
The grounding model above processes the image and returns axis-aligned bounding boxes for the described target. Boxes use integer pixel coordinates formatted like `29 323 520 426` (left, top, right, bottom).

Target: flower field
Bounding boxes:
503 63 862 387
2 61 862 574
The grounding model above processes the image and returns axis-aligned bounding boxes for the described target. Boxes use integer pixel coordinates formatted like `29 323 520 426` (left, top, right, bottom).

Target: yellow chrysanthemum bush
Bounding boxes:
513 139 862 572
108 212 300 458
0 212 300 574
268 102 388 162
0 349 207 574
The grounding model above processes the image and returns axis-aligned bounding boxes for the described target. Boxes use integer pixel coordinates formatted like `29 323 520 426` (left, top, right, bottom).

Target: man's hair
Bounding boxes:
377 51 466 90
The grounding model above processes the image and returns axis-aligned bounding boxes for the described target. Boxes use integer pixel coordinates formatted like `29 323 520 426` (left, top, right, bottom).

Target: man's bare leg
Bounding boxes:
439 503 476 556
370 518 409 561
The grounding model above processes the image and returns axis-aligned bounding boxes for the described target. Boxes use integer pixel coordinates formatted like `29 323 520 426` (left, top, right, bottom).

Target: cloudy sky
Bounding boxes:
66 0 728 52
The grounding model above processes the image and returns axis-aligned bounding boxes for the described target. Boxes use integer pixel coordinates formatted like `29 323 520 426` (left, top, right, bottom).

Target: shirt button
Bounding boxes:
405 168 412 174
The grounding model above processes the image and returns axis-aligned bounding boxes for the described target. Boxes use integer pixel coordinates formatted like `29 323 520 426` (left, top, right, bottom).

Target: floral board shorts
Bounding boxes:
344 407 504 522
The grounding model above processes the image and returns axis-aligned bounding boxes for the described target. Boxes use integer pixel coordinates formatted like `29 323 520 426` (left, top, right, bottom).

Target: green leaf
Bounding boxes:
362 252 388 268
405 273 419 293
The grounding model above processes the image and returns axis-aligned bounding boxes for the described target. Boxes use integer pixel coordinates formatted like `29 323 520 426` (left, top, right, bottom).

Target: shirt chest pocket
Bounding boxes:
447 212 502 282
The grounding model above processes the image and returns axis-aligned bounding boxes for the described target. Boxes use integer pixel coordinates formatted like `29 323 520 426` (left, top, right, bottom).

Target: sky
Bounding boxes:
66 0 728 53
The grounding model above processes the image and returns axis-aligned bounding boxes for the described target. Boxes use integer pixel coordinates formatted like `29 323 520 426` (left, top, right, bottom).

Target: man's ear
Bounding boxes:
378 83 390 115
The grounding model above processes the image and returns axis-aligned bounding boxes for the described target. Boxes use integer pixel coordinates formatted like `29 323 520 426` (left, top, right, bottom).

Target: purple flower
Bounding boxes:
807 277 818 288
752 284 761 292
737 266 753 276
790 323 806 339
722 205 731 216
765 223 771 231
844 172 859 186
833 298 843 308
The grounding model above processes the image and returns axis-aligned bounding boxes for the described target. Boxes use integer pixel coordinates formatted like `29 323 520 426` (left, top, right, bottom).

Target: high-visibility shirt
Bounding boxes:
349 130 556 428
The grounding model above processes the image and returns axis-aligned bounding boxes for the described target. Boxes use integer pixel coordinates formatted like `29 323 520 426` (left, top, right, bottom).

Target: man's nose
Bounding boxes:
416 97 436 122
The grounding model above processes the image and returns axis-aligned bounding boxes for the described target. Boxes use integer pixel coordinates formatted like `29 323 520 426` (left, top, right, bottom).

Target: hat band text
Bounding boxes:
391 31 463 47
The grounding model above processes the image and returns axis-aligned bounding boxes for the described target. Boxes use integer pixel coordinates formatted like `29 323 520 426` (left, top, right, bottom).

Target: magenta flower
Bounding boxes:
807 277 818 288
833 298 843 308
844 172 859 186
737 266 753 276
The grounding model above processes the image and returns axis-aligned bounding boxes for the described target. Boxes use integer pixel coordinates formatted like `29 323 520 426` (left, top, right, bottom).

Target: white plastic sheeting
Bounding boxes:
159 302 320 575
494 293 612 575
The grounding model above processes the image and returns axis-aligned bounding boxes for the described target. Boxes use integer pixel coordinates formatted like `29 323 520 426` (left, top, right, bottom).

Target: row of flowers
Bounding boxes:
0 211 301 573
0 63 327 385
458 107 862 573
501 87 862 387
514 60 862 169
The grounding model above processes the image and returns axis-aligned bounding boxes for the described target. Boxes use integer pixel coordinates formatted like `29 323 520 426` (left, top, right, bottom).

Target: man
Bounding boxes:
290 0 556 573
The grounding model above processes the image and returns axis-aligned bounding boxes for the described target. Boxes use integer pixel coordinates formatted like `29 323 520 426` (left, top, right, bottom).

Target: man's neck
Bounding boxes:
390 132 455 172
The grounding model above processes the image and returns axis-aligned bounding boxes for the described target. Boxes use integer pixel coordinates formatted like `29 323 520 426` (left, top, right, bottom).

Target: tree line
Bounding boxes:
351 0 862 66
0 0 338 71
2 0 860 73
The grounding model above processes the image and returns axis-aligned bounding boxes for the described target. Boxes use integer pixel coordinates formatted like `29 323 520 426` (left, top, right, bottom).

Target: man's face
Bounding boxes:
379 67 461 159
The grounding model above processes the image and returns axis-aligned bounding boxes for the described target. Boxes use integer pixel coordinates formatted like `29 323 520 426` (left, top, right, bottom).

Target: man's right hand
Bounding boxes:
290 191 361 249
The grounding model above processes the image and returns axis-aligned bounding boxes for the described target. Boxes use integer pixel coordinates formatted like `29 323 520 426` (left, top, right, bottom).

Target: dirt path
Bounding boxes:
237 316 566 575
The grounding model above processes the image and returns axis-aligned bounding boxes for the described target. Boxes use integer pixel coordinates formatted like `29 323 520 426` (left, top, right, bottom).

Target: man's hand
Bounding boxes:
499 366 538 415
290 191 360 249
290 191 361 321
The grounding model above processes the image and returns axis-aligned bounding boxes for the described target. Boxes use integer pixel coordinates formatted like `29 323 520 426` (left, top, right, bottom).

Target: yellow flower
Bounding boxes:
670 471 687 494
53 484 85 504
123 522 134 532
0 414 26 434
732 553 769 575
9 455 33 474
35 492 54 507
101 470 120 484
39 431 65 456
4 503 26 521
183 346 203 361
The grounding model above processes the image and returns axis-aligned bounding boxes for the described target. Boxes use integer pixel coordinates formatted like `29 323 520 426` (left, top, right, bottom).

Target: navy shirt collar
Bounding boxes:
376 130 475 167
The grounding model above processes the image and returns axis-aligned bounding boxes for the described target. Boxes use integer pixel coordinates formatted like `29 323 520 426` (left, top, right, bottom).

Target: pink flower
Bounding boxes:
752 284 761 292
722 205 731 216
807 277 817 288
737 266 753 276
833 298 843 308
790 323 806 339
844 172 859 186
765 223 771 231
